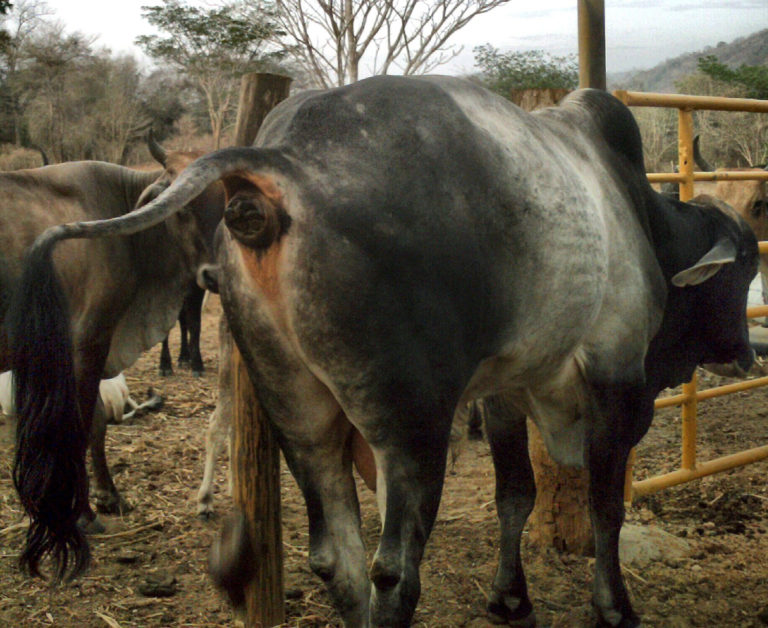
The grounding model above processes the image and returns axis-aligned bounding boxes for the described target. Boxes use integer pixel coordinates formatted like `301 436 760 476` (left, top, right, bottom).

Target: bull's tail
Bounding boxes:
8 232 89 581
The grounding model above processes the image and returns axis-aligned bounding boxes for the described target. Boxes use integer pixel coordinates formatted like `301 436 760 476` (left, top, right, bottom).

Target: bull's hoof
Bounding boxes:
594 618 641 628
487 591 536 627
159 366 173 377
594 605 640 628
192 369 204 378
95 493 133 515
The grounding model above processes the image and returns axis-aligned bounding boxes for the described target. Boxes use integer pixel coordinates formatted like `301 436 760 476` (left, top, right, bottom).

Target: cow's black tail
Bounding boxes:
8 229 89 582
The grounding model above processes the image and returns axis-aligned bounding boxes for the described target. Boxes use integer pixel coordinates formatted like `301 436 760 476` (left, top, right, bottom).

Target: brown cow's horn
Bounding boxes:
147 128 168 167
693 135 714 172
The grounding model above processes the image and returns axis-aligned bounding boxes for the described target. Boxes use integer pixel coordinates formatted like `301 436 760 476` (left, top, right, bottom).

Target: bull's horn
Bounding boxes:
693 135 714 172
147 128 168 167
31 147 295 250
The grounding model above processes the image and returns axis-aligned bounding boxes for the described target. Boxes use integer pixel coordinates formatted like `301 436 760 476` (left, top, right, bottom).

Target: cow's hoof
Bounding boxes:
467 428 484 441
487 592 535 626
95 494 133 515
159 367 173 377
595 620 641 628
192 369 204 378
197 507 215 521
594 609 641 628
77 514 105 535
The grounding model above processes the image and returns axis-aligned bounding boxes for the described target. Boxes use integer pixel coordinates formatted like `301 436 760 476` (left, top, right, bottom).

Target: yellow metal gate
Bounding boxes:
612 90 768 501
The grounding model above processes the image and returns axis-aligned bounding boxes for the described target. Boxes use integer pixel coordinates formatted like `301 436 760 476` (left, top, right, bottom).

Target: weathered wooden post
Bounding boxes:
230 72 292 627
234 73 293 147
522 6 606 551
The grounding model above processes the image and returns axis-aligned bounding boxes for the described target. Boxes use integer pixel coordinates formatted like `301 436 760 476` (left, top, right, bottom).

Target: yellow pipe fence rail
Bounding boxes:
612 90 768 502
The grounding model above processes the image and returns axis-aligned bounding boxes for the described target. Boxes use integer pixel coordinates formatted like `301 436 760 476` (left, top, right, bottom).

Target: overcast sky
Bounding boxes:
43 0 768 75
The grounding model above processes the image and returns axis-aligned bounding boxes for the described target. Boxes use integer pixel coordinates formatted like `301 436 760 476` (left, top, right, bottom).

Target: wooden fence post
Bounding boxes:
229 72 292 627
230 346 285 625
234 73 293 148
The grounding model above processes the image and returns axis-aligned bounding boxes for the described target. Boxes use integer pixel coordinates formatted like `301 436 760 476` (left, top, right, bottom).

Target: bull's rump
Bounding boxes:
236 77 664 425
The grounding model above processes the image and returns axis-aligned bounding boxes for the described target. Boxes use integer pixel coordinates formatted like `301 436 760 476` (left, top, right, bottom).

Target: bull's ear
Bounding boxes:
671 237 737 287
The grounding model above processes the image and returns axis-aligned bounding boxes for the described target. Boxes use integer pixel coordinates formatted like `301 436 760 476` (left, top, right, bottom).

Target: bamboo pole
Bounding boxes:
632 445 768 498
614 90 768 113
577 0 605 90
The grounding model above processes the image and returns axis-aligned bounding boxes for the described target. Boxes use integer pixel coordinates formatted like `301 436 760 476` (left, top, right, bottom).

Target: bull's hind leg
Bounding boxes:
482 394 537 627
364 405 454 627
280 411 371 627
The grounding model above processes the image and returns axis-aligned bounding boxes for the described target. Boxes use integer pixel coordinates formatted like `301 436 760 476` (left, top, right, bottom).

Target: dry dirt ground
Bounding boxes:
1 295 768 627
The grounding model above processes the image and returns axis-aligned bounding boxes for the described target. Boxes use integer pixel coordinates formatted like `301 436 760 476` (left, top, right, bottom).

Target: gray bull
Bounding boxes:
11 77 758 626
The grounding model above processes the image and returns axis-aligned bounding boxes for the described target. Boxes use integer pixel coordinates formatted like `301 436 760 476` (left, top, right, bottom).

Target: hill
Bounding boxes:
609 29 768 93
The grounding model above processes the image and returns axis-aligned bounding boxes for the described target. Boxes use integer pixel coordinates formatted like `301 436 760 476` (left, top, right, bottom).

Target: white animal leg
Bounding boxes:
196 405 230 518
197 315 233 518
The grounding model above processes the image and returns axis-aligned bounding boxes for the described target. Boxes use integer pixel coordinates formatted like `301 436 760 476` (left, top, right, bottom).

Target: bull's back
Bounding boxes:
250 79 613 397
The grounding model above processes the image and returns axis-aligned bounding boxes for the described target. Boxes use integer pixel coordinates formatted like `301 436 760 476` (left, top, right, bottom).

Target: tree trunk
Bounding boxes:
233 73 293 148
227 73 293 627
526 420 594 555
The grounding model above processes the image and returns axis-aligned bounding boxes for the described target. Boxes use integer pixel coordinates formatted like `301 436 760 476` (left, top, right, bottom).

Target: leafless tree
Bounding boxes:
1 0 54 143
274 0 510 88
676 73 768 167
632 106 677 174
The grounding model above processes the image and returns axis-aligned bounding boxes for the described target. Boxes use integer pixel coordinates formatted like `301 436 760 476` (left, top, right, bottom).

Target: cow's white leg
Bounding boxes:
587 385 648 628
197 314 234 518
365 408 453 627
280 413 370 627
482 394 536 627
196 405 230 518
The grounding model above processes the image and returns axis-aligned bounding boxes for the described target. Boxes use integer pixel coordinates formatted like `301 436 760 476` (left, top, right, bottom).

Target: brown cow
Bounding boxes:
693 140 768 307
145 133 213 378
3 156 224 580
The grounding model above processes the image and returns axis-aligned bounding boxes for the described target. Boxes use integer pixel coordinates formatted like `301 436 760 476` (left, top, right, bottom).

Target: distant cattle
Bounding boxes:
4 158 224 580
145 132 213 378
691 140 768 312
11 77 758 627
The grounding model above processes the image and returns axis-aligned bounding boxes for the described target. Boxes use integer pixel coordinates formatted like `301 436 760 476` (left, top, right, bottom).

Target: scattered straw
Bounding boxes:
94 610 122 628
91 519 164 540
